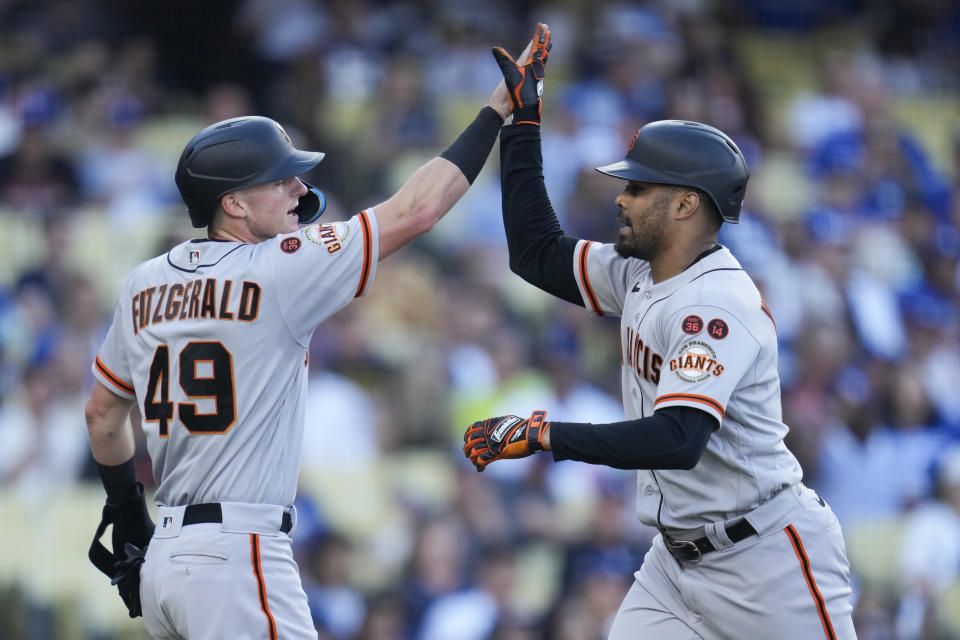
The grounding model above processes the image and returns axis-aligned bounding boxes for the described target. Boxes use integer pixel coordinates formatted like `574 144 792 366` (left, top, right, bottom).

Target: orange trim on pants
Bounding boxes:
785 524 837 640
250 534 278 640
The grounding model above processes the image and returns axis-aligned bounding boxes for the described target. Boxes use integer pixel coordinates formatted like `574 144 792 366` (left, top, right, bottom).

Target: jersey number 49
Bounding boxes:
144 342 236 437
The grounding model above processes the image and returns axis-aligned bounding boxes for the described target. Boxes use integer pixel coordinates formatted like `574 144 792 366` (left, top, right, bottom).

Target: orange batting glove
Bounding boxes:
492 23 552 125
463 410 549 472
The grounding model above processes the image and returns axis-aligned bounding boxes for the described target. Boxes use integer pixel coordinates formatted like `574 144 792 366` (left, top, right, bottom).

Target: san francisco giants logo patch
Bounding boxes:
303 222 346 254
682 315 703 335
669 340 724 382
280 237 301 253
707 318 729 339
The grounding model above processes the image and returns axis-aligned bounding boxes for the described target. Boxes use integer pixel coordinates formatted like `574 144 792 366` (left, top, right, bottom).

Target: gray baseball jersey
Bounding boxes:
572 241 803 530
92 211 378 508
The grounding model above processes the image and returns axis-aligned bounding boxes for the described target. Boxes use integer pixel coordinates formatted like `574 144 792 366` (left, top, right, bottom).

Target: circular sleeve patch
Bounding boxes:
707 318 729 339
682 315 703 335
280 237 301 253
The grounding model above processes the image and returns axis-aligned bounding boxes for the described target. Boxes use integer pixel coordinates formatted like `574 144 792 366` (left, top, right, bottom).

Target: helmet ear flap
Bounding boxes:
186 196 212 228
293 182 326 224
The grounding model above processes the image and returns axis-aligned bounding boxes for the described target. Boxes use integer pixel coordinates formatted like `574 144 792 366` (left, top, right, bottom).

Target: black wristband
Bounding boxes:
96 457 140 505
513 103 541 126
439 106 504 184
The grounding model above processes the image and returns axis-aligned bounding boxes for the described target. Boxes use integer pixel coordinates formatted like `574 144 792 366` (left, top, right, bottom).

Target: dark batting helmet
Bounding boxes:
175 116 327 228
595 120 749 223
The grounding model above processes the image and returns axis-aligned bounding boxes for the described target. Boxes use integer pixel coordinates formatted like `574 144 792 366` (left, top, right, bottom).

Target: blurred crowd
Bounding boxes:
0 0 959 639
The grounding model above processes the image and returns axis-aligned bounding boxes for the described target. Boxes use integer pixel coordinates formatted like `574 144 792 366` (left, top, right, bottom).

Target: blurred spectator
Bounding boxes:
785 52 864 154
302 531 366 639
353 591 408 640
454 465 515 547
12 209 76 303
202 82 256 124
355 53 442 198
895 445 960 640
807 60 951 222
56 272 108 377
0 90 79 212
400 512 472 636
852 586 898 640
0 362 89 502
75 93 176 224
560 483 644 592
780 321 855 477
4 273 59 376
548 486 639 640
300 367 380 472
415 544 522 640
234 0 328 86
424 4 509 101
816 366 952 529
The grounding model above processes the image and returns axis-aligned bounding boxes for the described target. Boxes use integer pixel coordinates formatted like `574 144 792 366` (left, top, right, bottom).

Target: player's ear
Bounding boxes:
675 189 700 220
219 191 247 220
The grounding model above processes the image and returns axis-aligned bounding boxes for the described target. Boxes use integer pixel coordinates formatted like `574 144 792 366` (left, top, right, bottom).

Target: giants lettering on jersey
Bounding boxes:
669 340 724 382
130 279 261 334
622 327 662 383
303 223 345 253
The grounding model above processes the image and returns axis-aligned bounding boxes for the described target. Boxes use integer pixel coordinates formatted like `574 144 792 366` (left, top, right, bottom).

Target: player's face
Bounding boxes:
239 177 308 241
613 181 673 261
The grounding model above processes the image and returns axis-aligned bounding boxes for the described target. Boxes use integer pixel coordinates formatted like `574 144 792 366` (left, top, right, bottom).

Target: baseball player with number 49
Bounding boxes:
463 25 858 640
83 25 550 640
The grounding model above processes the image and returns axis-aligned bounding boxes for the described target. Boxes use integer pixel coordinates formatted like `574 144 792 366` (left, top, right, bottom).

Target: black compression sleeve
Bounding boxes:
499 123 583 306
96 456 141 505
439 106 504 185
549 406 717 470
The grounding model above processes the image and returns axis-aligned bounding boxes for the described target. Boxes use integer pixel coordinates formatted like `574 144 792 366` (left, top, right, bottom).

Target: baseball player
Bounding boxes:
84 25 549 639
463 33 858 639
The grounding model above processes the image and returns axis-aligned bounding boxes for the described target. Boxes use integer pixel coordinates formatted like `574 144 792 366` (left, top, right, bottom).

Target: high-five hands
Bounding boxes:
463 410 549 471
492 23 552 125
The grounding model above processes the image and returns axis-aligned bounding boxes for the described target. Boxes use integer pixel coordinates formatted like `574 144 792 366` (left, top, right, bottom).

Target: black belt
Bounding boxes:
182 503 292 534
662 519 757 563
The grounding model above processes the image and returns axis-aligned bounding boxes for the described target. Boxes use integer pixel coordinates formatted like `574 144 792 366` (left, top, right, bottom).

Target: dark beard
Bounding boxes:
614 219 666 262
614 233 661 261
613 193 670 261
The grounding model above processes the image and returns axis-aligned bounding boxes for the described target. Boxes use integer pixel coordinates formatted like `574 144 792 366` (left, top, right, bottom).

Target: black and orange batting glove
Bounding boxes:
492 23 552 125
463 410 549 472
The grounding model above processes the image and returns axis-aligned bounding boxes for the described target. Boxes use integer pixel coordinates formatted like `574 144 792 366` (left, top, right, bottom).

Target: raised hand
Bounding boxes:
487 23 552 124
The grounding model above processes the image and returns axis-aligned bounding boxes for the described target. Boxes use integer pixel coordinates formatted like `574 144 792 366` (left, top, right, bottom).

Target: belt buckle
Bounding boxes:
664 536 702 563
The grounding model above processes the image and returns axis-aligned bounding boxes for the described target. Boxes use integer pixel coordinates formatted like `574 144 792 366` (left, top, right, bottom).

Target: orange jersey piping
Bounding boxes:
654 393 725 419
579 241 603 316
95 357 135 395
353 210 372 297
